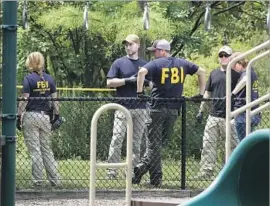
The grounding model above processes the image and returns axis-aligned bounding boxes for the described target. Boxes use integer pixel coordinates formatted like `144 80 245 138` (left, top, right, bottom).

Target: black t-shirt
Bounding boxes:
23 71 56 112
107 56 148 108
144 57 199 109
206 68 240 117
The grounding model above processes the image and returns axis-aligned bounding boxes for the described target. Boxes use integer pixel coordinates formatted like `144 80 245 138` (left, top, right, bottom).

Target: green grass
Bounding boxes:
15 134 220 190
16 152 217 190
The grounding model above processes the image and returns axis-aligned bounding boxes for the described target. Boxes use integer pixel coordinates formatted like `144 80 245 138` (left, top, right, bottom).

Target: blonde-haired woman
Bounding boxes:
231 52 261 141
18 52 60 188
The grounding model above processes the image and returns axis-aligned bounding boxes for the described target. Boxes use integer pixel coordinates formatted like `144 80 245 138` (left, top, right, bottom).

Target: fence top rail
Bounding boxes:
2 96 250 102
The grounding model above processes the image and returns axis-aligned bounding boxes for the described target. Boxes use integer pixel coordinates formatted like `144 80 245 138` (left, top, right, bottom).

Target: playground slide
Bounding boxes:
179 129 270 206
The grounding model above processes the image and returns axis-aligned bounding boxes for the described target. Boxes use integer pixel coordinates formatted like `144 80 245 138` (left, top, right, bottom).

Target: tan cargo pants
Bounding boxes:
107 109 147 174
22 112 59 185
199 115 239 174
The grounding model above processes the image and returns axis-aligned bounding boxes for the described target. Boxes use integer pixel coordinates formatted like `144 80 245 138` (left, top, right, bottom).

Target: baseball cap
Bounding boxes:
122 34 140 44
147 39 171 51
218 45 233 55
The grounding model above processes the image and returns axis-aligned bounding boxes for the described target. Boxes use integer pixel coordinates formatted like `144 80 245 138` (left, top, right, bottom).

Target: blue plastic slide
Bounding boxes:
179 129 270 206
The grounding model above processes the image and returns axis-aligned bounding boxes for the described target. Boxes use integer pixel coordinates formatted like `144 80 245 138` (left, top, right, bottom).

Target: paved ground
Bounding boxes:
15 190 195 206
16 197 190 206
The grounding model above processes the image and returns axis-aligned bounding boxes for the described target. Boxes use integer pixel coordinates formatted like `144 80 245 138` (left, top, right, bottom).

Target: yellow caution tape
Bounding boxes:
2 85 115 92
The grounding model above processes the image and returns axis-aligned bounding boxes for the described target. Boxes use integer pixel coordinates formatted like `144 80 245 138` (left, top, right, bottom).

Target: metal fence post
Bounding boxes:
181 98 187 189
1 1 18 206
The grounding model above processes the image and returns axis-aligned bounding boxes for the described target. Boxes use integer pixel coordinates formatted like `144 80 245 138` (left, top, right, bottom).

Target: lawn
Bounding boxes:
16 153 213 190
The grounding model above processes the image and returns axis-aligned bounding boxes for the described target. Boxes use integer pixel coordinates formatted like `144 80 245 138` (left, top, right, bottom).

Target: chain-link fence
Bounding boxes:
13 97 269 191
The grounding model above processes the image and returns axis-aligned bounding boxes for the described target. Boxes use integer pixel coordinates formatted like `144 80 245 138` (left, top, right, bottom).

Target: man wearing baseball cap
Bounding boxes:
133 39 206 187
195 45 240 180
122 34 140 45
147 39 171 52
106 34 149 179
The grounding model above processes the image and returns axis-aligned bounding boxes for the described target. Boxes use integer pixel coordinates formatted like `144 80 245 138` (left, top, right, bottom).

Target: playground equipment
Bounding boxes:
89 103 133 206
225 40 270 161
130 129 270 206
179 129 270 206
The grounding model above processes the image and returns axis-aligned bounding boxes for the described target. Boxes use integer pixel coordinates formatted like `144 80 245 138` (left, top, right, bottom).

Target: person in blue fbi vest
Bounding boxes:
17 52 60 188
134 39 206 187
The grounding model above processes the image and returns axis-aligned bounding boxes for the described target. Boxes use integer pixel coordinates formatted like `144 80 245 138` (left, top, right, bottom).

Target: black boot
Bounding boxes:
149 173 162 187
132 163 149 185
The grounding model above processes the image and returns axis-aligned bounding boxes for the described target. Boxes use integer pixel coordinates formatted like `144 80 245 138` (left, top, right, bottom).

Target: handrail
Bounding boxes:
89 103 133 206
245 50 270 135
231 94 270 118
225 40 270 162
251 102 269 117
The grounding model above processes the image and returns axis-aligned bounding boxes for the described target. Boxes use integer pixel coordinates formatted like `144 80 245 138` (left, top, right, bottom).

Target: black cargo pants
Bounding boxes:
135 107 178 184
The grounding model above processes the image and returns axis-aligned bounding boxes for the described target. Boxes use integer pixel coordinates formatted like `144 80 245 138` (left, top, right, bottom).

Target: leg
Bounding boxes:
198 115 220 176
251 113 261 131
107 111 126 176
130 109 147 168
235 119 246 142
133 109 165 185
22 112 44 185
149 108 178 185
39 114 59 186
228 119 240 150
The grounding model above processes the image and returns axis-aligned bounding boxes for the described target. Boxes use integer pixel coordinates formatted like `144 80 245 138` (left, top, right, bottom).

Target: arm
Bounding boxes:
232 76 247 95
199 91 212 113
137 67 148 93
195 67 206 95
51 92 59 115
18 93 29 116
107 78 125 88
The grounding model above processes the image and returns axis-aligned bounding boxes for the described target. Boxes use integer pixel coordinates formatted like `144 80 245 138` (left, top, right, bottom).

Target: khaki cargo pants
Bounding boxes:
107 109 147 173
199 115 239 174
22 112 59 185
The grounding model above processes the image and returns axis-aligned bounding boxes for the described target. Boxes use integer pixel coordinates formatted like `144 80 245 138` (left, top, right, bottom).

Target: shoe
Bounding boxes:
132 167 142 184
146 180 162 188
194 171 213 180
32 183 42 190
106 171 117 180
51 181 60 188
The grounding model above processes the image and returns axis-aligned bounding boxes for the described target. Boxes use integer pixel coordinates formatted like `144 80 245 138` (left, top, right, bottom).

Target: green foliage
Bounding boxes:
51 100 114 160
14 1 270 164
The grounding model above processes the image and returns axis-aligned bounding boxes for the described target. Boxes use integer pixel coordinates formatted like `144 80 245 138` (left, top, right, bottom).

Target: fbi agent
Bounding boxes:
106 34 149 179
134 39 206 186
17 52 60 188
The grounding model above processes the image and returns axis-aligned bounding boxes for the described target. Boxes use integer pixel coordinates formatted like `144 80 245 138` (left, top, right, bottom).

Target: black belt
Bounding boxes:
26 110 50 115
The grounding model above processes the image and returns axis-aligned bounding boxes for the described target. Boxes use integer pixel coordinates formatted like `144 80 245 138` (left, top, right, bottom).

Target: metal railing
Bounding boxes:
225 40 270 161
89 103 133 206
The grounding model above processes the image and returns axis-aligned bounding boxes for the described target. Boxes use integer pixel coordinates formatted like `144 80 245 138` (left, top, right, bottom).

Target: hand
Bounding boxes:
51 114 60 124
196 112 203 124
137 91 149 98
143 79 150 87
231 93 237 108
17 115 22 131
51 115 65 131
191 94 203 99
125 76 137 85
191 94 203 103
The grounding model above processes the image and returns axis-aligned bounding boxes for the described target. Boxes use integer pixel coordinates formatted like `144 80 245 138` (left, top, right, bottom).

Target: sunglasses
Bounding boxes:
219 53 230 58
